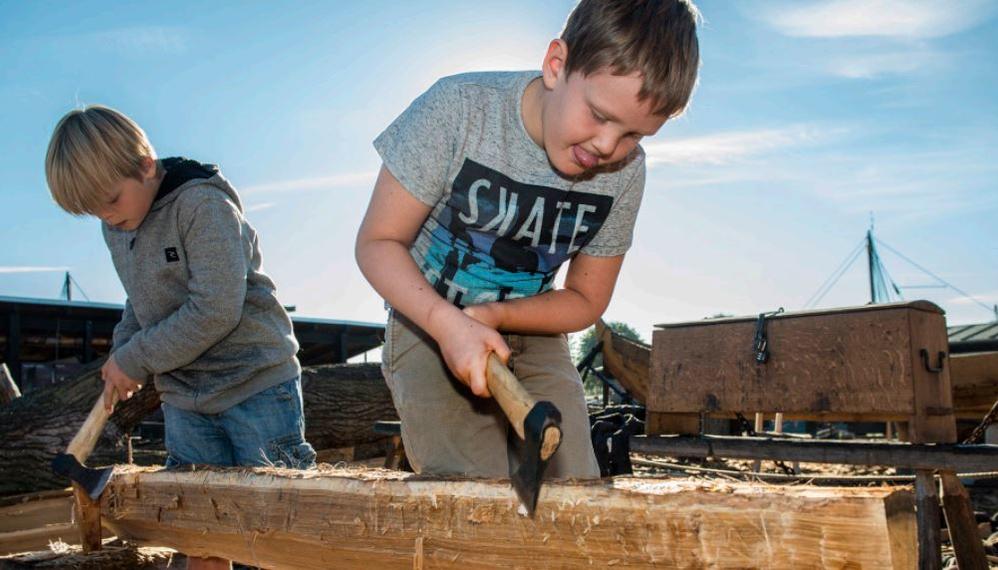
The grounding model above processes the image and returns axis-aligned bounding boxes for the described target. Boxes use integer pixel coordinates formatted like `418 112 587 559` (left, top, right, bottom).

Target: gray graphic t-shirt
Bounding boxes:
374 71 646 308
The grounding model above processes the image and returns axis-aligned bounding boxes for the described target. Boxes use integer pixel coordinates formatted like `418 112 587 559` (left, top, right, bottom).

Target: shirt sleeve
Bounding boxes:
580 155 646 257
112 299 141 351
373 78 464 206
112 191 249 380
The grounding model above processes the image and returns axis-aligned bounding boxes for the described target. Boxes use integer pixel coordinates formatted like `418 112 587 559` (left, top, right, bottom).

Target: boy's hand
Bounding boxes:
100 355 143 413
432 308 511 398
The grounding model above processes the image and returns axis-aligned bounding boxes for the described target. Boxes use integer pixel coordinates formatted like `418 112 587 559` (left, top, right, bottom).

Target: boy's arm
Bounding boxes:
111 299 141 351
111 192 249 382
464 253 624 335
355 165 511 397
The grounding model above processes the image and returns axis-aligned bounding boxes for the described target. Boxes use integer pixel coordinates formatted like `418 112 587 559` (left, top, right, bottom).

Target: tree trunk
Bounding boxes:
301 363 397 452
0 361 395 497
0 360 131 497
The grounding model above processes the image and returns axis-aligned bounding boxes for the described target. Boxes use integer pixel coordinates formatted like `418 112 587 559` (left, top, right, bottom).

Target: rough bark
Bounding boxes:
301 363 397 452
0 362 394 496
102 465 917 569
0 360 129 497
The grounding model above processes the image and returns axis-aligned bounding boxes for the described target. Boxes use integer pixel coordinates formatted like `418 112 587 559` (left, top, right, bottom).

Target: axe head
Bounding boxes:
512 401 562 517
52 453 113 501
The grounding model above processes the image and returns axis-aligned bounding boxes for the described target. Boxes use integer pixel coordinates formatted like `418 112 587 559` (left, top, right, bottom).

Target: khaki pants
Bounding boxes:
382 310 600 479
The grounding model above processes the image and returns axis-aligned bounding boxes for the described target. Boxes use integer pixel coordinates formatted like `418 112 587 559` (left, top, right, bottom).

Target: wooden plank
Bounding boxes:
915 471 942 570
650 302 942 417
72 485 102 554
939 471 989 570
596 320 650 403
0 524 78 557
645 412 699 435
950 351 998 418
655 300 942 327
0 489 73 534
631 435 998 472
102 465 916 569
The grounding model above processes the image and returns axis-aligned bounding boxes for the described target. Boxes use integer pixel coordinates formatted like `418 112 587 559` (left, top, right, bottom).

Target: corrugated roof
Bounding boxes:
947 322 998 342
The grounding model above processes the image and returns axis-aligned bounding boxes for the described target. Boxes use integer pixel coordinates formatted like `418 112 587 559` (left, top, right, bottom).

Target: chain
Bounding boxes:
962 397 998 444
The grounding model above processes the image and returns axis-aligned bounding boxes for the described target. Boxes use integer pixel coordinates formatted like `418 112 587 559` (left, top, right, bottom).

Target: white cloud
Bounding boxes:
0 266 69 274
764 0 994 39
827 49 941 79
245 202 276 213
242 171 376 195
644 126 829 166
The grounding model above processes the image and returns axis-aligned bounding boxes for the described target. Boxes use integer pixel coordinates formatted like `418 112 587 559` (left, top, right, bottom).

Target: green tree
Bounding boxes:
572 321 644 368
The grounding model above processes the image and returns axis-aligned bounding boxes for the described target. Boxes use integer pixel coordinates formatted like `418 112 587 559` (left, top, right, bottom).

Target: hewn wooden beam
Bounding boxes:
596 319 650 403
950 351 998 419
631 434 998 472
102 465 915 569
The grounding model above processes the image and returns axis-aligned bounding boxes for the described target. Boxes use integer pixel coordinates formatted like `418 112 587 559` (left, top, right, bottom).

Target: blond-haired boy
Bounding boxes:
356 0 700 478
47 106 315 570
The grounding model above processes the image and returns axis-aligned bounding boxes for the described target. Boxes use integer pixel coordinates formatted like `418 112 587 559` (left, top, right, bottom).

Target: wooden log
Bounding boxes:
301 363 397 452
0 363 20 405
630 434 998 472
101 465 916 569
0 360 165 497
595 319 650 403
0 362 395 496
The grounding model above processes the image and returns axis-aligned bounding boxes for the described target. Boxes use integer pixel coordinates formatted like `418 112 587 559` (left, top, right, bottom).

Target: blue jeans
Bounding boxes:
162 377 317 469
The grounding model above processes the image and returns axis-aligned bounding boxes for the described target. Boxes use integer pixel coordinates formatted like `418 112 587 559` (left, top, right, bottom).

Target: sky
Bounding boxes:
1 0 996 349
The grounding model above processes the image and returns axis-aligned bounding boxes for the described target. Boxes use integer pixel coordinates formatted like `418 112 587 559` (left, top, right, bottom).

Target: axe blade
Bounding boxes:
52 453 114 501
511 401 562 517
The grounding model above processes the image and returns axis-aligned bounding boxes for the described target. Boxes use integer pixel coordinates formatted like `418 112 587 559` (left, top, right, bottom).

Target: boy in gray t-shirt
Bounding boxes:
357 0 700 478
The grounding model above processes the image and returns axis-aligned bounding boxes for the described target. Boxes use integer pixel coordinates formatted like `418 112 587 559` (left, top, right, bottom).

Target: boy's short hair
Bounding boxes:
45 105 156 215
562 0 700 119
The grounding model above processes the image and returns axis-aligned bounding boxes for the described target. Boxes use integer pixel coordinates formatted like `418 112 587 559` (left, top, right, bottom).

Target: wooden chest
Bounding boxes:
648 301 956 443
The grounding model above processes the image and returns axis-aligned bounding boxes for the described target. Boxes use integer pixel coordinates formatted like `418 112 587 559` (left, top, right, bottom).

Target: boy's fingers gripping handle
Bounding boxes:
66 390 118 462
485 353 535 441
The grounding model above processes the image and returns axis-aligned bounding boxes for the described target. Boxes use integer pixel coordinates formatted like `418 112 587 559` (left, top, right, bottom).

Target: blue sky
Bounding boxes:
1 0 996 344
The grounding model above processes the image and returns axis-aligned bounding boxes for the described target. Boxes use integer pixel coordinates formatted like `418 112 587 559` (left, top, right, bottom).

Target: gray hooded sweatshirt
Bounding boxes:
103 158 300 414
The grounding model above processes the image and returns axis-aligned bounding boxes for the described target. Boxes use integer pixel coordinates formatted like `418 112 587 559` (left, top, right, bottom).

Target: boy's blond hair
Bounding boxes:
562 0 700 119
45 105 156 215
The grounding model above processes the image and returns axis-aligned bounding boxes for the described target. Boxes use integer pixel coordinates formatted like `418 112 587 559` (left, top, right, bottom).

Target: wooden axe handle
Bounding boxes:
66 390 117 463
485 354 533 441
485 354 561 460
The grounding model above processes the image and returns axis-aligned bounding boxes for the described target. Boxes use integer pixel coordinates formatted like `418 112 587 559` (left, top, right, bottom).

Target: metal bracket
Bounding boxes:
919 349 946 373
752 308 784 364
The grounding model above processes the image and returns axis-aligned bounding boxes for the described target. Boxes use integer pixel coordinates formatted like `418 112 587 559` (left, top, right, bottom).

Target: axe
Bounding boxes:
485 353 562 516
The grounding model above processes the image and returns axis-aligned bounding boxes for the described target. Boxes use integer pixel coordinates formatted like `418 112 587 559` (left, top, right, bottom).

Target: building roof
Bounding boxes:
0 295 384 384
948 322 998 342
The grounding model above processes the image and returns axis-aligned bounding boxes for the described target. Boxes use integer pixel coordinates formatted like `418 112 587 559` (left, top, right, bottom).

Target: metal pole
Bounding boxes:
866 230 876 304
